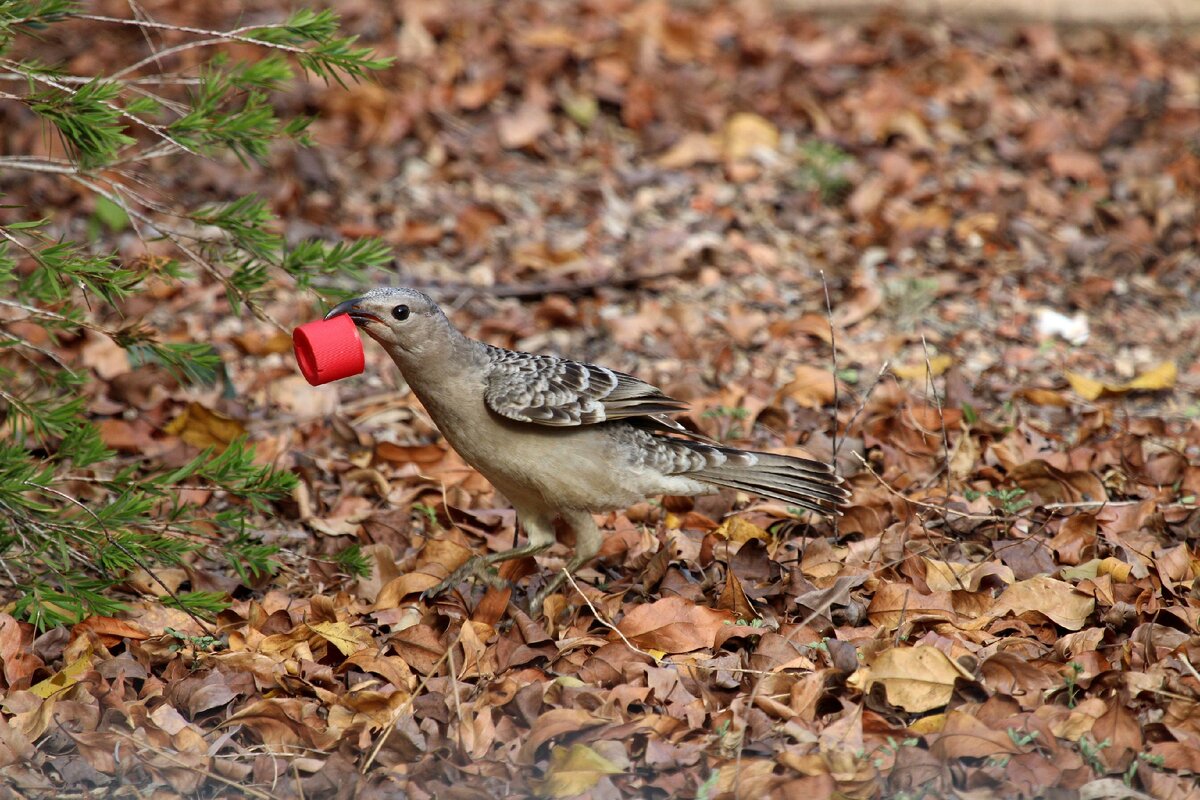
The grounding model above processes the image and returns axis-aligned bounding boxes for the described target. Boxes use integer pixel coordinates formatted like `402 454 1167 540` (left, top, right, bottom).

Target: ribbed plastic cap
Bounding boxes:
293 314 365 386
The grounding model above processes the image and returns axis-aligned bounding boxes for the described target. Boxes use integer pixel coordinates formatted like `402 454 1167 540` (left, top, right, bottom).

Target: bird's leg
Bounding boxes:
422 513 556 601
531 511 603 615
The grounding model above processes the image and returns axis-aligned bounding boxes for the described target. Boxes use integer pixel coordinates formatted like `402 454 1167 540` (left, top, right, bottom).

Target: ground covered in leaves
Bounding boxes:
3 1 1200 798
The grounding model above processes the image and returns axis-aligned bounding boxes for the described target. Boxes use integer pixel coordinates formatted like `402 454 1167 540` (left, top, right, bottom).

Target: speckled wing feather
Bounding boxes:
482 345 688 426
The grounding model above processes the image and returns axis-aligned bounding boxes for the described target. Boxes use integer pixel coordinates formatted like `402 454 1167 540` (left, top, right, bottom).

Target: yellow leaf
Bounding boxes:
30 653 91 699
308 621 370 656
908 713 947 734
846 646 968 713
537 744 623 798
714 516 768 544
720 112 779 162
893 354 953 381
1097 557 1132 583
1066 362 1176 401
992 575 1095 631
164 402 246 451
1126 361 1176 391
1065 371 1106 401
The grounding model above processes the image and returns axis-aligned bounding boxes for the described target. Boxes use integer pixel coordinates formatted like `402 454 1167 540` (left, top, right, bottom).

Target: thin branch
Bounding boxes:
564 570 658 661
64 174 288 333
0 156 79 173
0 329 73 370
70 15 316 80
842 360 891 442
30 482 215 635
362 628 463 773
0 72 203 87
0 295 117 337
0 56 199 157
920 334 955 510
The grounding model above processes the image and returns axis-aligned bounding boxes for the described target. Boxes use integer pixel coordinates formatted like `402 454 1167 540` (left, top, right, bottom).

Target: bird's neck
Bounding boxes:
387 334 488 420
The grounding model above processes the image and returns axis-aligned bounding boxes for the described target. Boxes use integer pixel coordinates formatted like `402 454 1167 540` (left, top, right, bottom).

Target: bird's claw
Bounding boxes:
421 555 508 602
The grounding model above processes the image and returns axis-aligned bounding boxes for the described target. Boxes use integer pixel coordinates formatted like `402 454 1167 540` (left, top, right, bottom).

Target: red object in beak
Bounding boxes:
293 314 365 385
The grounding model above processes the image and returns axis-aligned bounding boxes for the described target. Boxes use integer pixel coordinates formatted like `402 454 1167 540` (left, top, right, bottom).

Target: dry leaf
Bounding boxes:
164 402 246 451
1065 362 1176 401
716 569 757 621
720 112 779 162
657 132 720 169
308 621 371 657
499 102 553 149
892 355 953 381
713 516 768 544
536 743 623 798
991 575 1095 630
617 596 736 653
777 365 837 408
922 558 1014 593
29 653 91 699
846 646 968 712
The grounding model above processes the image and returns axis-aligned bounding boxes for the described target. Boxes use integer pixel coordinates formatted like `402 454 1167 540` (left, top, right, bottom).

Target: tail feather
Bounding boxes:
641 431 849 516
688 445 849 516
694 475 838 515
712 471 849 505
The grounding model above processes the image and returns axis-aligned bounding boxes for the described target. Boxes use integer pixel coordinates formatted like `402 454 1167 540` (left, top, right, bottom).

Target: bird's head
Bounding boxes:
325 287 452 358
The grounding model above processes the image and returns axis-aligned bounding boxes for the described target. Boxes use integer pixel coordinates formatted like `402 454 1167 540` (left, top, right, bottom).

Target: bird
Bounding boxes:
325 287 849 610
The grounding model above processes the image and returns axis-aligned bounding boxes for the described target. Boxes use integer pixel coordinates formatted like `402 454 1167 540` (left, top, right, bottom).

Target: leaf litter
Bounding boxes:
2 1 1200 799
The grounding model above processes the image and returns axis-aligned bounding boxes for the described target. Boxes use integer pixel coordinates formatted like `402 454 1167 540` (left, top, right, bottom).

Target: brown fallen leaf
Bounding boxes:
71 616 150 648
232 329 292 356
80 330 130 379
716 568 756 621
1016 387 1073 407
777 365 837 409
988 575 1096 631
498 102 553 149
930 710 1023 760
617 596 738 653
922 558 1014 593
517 708 612 764
1091 700 1142 771
657 131 720 169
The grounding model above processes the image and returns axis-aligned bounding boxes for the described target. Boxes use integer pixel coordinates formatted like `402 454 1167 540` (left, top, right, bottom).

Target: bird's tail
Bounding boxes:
690 446 849 516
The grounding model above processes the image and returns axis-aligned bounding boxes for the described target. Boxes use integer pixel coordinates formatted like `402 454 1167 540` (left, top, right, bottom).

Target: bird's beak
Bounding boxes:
325 297 384 326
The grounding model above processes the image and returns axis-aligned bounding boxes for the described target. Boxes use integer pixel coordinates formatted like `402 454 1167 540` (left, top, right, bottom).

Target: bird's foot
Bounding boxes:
421 555 509 601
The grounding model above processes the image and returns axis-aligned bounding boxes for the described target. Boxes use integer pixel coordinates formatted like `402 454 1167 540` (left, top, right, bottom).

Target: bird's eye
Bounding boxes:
392 304 411 321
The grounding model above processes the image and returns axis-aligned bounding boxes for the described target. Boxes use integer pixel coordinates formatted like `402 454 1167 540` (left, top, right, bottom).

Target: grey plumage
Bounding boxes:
326 287 849 608
482 346 688 425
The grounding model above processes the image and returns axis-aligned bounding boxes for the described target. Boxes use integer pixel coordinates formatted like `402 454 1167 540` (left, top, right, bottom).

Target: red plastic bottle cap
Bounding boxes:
293 314 365 386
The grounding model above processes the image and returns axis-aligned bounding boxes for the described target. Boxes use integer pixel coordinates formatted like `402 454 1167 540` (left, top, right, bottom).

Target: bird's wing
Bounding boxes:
482 346 689 427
